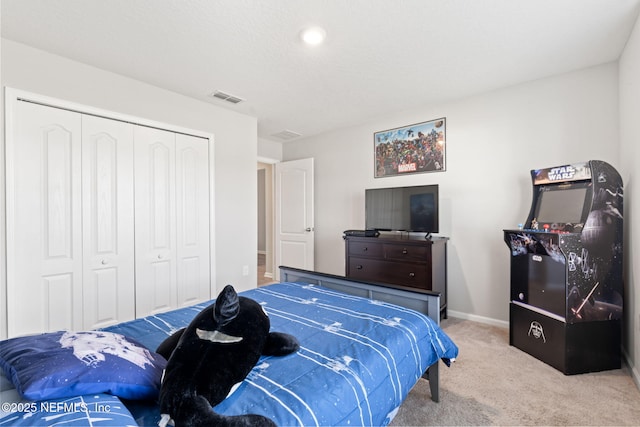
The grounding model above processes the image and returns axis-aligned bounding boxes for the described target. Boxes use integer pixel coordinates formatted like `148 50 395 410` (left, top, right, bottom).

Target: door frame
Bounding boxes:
258 157 278 284
1 87 216 339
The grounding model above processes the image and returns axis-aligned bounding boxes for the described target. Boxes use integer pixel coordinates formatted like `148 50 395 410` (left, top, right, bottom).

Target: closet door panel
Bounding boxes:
134 126 177 316
7 101 83 337
176 134 211 306
82 115 135 329
45 275 74 331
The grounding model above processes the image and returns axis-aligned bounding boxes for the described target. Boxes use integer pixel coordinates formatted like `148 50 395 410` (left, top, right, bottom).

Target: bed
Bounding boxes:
0 267 458 426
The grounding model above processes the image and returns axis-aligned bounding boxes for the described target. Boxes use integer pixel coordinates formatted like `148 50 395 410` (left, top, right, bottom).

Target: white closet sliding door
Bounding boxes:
134 126 178 315
81 115 135 329
5 92 212 337
134 128 211 316
175 134 210 307
7 101 83 337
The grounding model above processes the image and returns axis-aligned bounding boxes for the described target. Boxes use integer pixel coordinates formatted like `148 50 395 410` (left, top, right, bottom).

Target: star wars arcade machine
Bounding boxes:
504 160 623 374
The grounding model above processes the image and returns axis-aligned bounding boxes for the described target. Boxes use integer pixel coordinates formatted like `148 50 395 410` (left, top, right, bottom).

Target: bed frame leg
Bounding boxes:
423 362 440 402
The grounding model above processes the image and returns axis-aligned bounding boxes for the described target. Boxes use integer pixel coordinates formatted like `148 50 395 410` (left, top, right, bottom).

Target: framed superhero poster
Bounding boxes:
374 117 446 178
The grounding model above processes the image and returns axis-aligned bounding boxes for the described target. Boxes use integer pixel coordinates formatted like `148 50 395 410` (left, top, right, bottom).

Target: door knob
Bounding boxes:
305 227 314 232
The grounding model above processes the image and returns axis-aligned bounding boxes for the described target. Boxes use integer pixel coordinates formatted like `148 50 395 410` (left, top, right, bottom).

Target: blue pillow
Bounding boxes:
0 331 167 401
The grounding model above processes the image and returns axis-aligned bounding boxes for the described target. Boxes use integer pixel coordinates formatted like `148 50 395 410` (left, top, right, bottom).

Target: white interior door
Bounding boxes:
81 115 135 329
6 101 83 337
134 125 178 316
274 158 314 280
175 133 211 306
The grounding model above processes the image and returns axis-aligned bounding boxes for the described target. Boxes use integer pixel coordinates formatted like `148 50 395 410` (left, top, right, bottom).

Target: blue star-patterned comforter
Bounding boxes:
1 282 458 426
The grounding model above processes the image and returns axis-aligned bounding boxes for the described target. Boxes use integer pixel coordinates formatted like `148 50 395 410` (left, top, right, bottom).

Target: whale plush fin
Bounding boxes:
262 331 300 356
214 285 240 326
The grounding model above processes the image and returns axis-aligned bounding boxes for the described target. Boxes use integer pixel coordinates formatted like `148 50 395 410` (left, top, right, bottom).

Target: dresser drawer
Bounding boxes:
347 240 383 258
348 257 430 289
383 244 429 262
344 235 448 317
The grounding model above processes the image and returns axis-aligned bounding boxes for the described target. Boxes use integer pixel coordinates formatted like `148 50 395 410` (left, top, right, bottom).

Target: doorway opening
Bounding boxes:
257 162 275 286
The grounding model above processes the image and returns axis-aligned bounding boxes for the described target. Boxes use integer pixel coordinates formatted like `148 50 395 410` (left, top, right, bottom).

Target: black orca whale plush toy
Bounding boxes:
156 285 299 427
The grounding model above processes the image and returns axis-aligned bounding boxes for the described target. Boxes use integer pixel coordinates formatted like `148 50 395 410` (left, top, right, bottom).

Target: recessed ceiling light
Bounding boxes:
300 26 326 46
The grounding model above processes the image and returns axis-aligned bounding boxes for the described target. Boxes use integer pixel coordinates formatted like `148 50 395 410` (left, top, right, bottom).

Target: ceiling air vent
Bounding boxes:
271 129 302 140
210 90 244 104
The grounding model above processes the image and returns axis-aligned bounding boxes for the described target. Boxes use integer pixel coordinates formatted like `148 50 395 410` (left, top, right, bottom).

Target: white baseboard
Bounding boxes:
263 272 273 279
447 310 509 329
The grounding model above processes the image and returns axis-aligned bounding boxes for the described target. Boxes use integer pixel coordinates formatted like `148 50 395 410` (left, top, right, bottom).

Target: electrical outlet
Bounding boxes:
242 265 249 276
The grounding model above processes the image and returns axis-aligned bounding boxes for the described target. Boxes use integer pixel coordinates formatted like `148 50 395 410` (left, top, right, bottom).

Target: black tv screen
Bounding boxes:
365 185 439 233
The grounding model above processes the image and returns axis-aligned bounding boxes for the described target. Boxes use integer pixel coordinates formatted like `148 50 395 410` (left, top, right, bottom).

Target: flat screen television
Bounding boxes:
365 184 439 233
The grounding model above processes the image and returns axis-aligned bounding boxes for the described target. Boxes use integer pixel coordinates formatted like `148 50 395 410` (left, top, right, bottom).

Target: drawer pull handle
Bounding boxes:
409 272 415 277
356 265 363 270
363 247 368 252
402 249 408 254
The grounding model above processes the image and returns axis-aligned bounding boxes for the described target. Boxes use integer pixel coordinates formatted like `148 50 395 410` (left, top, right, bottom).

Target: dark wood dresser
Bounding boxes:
344 234 448 318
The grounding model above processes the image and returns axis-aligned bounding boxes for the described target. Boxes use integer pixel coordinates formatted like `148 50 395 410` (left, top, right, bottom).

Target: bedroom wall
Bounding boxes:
258 137 283 162
619 10 640 388
0 40 259 334
283 63 620 327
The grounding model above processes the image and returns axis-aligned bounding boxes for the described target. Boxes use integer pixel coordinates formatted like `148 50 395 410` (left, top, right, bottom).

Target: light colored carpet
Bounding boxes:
390 318 640 426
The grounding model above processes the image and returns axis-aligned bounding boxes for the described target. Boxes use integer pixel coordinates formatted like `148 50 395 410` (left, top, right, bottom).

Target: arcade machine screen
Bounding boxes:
532 182 591 231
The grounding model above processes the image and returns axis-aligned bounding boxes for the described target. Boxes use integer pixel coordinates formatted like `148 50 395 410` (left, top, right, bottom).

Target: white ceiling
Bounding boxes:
2 0 640 142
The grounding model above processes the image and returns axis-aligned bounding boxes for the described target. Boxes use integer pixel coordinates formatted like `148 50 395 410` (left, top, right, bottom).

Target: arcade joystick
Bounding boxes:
543 224 550 232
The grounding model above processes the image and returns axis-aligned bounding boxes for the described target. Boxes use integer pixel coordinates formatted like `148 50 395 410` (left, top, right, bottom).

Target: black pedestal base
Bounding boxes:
510 303 620 375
